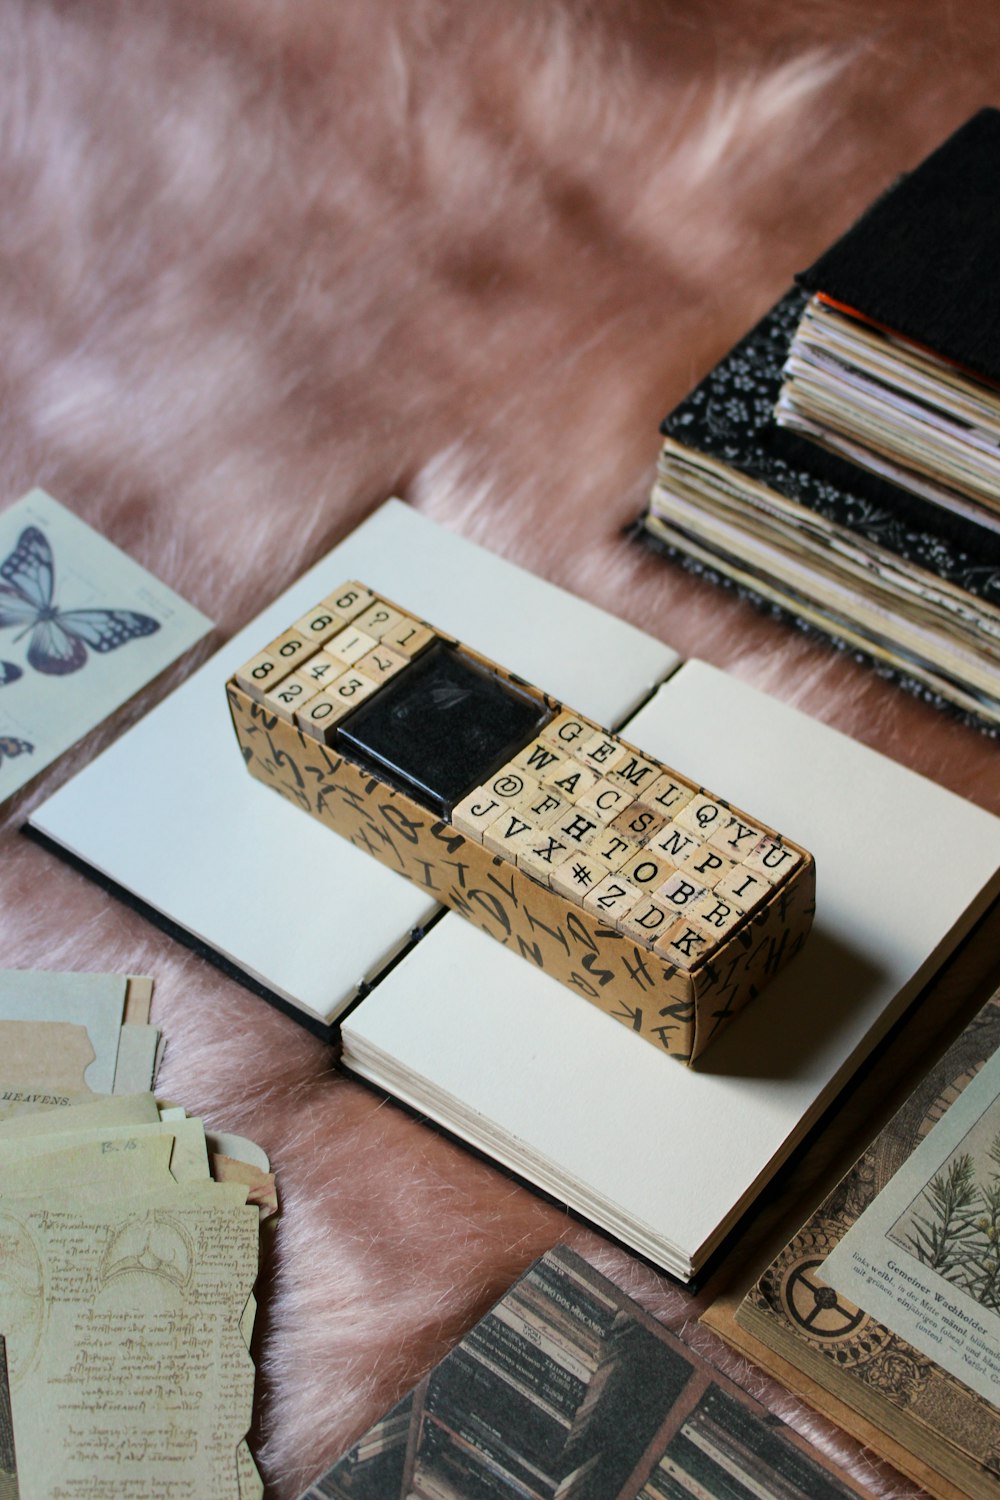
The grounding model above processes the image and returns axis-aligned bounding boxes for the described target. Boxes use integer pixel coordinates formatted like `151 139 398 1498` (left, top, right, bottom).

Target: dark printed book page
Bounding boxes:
298 1244 864 1500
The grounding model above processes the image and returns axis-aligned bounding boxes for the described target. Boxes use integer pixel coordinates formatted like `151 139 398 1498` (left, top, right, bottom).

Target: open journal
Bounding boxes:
29 500 1000 1278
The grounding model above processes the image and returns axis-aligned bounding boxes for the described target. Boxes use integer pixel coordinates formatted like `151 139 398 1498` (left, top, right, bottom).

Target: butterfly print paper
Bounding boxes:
0 489 210 808
0 735 33 766
0 527 160 676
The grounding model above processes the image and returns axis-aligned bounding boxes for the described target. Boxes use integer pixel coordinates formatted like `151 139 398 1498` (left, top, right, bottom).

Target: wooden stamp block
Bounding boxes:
553 806 601 849
647 821 700 865
381 615 435 657
744 836 804 883
320 582 374 621
606 748 661 797
655 870 707 916
355 601 406 641
355 644 409 683
235 647 285 702
519 786 568 827
645 773 695 819
544 760 600 802
325 625 377 665
294 689 356 740
516 830 573 886
297 650 349 686
583 873 641 922
619 849 674 890
451 790 505 840
512 738 563 780
713 864 770 911
538 754 577 791
610 801 666 846
654 920 713 970
266 627 316 675
292 603 347 647
263 670 322 723
588 826 634 870
551 852 612 901
482 808 536 859
617 898 672 944
707 814 764 862
674 793 728 840
576 779 635 823
328 669 379 709
230 578 816 1064
689 891 743 938
539 711 592 751
576 731 624 774
677 843 734 889
484 768 533 803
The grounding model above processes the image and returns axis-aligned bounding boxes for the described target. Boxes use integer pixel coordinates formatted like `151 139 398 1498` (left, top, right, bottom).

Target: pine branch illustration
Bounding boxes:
904 1154 979 1276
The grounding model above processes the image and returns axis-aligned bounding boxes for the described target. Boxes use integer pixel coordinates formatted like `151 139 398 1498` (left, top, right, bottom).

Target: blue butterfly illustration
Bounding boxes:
0 735 32 765
0 662 21 686
0 526 160 675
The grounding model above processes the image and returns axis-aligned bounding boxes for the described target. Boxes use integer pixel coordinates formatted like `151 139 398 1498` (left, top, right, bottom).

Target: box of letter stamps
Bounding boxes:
227 582 815 1062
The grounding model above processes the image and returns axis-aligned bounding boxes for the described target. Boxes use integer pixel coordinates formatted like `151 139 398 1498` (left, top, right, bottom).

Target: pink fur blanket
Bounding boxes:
2 2 999 1494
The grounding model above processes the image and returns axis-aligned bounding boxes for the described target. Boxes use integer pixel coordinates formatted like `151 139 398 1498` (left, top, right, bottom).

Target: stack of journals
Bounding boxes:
775 296 1000 528
640 110 1000 728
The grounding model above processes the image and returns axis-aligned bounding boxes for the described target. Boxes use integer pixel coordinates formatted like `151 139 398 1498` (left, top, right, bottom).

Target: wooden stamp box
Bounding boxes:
227 582 815 1062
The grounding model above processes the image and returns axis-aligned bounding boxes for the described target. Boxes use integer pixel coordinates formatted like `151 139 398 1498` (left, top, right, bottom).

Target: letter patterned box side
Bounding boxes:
227 583 815 1061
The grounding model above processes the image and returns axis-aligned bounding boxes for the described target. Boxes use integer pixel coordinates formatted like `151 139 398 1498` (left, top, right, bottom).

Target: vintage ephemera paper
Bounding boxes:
0 971 160 1118
732 990 1000 1499
823 1045 1000 1405
0 970 128 1097
0 1090 269 1499
0 489 211 802
0 1183 258 1499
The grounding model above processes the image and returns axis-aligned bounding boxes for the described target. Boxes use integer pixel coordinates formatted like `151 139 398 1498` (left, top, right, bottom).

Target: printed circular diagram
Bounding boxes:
784 1259 866 1338
0 1213 45 1386
768 1226 893 1368
98 1210 195 1293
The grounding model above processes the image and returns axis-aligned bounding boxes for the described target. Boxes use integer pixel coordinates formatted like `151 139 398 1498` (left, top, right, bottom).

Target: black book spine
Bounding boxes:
419 1417 548 1500
467 1320 587 1412
430 1411 574 1499
527 1264 620 1338
427 1352 579 1468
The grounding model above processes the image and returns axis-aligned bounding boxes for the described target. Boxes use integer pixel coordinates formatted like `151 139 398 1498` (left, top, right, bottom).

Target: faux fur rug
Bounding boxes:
1 2 999 1495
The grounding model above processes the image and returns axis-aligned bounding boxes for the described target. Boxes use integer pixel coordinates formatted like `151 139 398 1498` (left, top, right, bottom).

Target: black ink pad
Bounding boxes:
336 641 550 817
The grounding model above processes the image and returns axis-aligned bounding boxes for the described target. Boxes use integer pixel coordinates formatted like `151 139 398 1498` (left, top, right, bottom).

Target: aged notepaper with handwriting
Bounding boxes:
0 1181 258 1499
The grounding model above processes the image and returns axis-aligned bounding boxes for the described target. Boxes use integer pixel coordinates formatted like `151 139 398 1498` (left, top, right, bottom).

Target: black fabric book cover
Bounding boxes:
658 289 1000 604
798 108 1000 385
